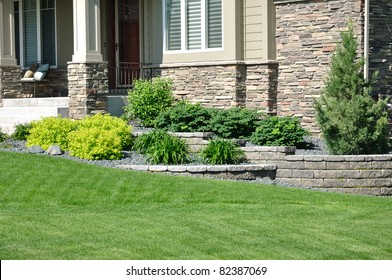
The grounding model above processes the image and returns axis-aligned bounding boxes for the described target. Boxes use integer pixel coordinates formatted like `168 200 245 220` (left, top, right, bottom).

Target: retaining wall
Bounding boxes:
274 155 392 196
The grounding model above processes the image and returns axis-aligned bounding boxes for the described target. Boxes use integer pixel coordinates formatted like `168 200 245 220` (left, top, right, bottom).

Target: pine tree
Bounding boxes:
315 22 390 155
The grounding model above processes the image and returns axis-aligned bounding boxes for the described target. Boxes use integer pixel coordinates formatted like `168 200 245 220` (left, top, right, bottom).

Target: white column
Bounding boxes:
0 0 17 65
72 0 103 62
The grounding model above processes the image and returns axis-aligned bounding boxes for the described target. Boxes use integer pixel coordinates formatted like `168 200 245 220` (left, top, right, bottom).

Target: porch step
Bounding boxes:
0 97 69 135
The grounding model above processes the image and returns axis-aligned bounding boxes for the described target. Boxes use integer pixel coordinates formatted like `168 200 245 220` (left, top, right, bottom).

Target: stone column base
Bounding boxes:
0 65 22 103
67 62 109 119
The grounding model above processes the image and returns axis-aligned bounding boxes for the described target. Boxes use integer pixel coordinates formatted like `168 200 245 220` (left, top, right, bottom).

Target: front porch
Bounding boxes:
0 0 144 118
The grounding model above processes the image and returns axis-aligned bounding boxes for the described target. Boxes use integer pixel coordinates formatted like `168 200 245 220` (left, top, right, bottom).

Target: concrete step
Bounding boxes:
0 103 69 135
2 97 69 107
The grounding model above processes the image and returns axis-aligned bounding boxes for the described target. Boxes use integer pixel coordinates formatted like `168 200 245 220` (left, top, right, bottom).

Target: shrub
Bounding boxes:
67 114 132 160
12 122 32 140
124 78 174 127
154 101 213 132
68 128 124 160
0 129 8 142
26 117 78 150
74 114 132 149
201 138 245 164
133 130 190 164
207 107 263 139
250 116 310 147
314 22 389 155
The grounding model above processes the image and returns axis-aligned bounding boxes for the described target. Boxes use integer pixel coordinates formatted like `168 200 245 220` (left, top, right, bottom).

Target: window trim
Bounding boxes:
14 0 58 69
162 0 224 54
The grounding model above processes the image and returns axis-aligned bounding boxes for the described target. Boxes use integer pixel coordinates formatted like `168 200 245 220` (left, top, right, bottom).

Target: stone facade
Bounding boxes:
0 65 21 103
369 0 392 96
148 61 279 114
67 62 109 119
275 0 365 134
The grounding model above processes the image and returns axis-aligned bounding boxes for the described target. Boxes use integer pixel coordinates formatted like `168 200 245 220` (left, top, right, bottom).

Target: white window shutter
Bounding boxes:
207 0 222 48
186 0 201 50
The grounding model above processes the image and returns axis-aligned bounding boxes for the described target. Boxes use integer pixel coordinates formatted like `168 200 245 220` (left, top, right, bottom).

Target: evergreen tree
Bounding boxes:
315 22 390 155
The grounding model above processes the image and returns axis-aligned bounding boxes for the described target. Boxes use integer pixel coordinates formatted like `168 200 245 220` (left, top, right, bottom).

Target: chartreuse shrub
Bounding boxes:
201 138 245 164
250 116 310 147
67 114 132 160
154 101 213 132
26 117 78 150
207 107 263 139
133 129 190 164
315 22 389 155
124 78 174 127
12 122 32 140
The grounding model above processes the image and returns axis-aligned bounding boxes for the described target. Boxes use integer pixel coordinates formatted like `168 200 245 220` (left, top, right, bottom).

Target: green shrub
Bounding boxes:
133 130 190 164
0 129 8 142
201 138 245 164
74 114 132 149
67 114 132 160
250 116 310 147
68 128 124 160
12 122 32 140
207 107 263 139
124 78 174 127
26 117 78 150
315 22 389 155
154 101 213 132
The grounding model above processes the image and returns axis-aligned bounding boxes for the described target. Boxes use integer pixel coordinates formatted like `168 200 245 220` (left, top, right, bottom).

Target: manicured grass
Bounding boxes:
0 151 391 260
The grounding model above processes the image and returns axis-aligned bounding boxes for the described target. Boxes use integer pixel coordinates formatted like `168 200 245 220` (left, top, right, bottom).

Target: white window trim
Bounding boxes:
162 0 224 54
14 0 58 69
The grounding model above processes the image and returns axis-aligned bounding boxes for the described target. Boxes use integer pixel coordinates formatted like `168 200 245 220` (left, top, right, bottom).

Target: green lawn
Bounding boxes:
0 151 391 260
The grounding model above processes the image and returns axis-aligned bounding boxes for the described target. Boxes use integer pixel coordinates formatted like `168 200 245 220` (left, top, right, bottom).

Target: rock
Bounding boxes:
47 145 63 155
28 145 44 154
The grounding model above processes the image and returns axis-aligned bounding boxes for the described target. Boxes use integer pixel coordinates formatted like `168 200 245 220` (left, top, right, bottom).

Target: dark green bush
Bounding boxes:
133 129 190 164
250 116 310 147
67 114 132 160
207 107 263 139
12 122 32 140
124 78 174 127
0 129 8 142
315 23 389 155
201 138 245 164
154 101 213 132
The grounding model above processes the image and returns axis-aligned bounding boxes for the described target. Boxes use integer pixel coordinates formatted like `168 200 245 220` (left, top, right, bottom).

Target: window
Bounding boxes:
164 0 222 52
14 0 57 67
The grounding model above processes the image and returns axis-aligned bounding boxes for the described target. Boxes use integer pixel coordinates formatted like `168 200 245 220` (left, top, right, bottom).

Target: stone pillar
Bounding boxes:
68 0 107 118
0 0 18 104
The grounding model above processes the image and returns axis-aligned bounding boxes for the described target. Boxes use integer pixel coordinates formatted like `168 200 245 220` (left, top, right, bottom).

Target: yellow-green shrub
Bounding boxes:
75 114 132 149
67 114 132 160
26 117 78 150
68 128 123 160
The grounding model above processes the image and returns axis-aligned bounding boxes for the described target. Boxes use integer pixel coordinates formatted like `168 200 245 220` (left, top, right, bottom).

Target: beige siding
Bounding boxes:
244 0 275 60
56 0 73 68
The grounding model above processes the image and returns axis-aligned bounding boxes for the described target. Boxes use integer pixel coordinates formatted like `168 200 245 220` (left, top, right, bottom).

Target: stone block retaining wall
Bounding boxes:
118 164 277 182
129 132 392 195
274 155 392 196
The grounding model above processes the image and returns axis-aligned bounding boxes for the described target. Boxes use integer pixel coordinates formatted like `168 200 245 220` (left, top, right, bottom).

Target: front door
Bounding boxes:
108 0 140 90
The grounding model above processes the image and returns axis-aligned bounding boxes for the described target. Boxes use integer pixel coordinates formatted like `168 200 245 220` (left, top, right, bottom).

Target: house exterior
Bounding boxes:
0 0 392 134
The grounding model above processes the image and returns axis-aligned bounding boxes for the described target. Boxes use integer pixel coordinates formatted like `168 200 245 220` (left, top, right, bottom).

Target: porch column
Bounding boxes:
0 0 19 103
68 0 108 119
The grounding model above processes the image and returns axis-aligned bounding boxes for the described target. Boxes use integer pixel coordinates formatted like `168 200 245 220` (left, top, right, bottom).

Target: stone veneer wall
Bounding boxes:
274 0 365 134
67 62 109 119
147 61 278 113
368 0 392 96
0 65 21 104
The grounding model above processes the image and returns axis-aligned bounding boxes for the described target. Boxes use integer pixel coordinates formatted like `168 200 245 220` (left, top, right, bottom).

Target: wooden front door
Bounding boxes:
108 0 140 90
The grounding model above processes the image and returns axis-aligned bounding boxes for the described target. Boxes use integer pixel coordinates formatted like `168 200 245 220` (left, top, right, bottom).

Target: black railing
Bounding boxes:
108 62 153 95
